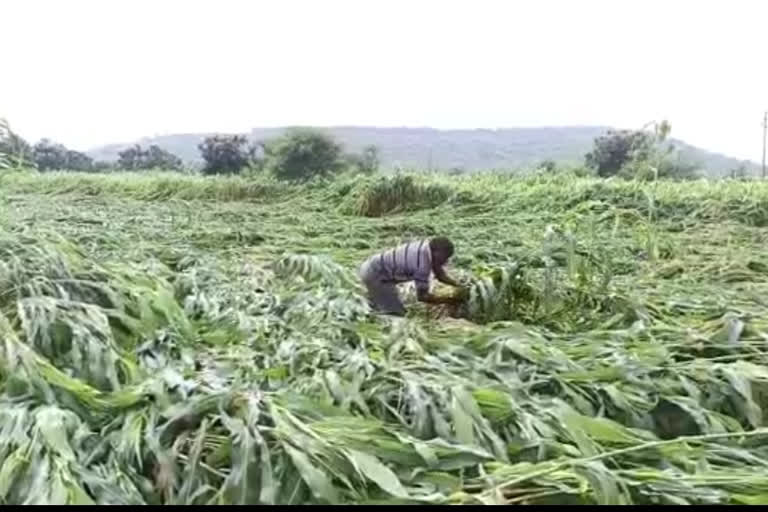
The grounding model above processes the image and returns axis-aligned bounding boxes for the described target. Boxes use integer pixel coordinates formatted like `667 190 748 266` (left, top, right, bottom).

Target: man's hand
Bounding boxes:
434 265 462 288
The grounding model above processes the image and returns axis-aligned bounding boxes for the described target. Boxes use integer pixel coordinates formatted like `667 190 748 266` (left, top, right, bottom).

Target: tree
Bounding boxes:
585 129 653 177
343 146 379 175
265 128 343 181
117 144 182 171
117 145 147 170
0 119 33 168
29 139 94 172
198 135 250 175
728 163 750 180
92 160 116 173
538 159 557 173
64 150 94 172
32 139 68 170
596 121 697 181
359 145 380 174
145 145 182 170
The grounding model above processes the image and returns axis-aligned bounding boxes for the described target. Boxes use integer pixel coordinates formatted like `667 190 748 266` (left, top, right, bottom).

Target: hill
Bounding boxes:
87 126 759 175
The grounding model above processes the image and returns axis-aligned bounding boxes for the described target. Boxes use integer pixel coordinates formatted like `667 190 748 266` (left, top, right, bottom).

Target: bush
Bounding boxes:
619 156 699 181
266 128 343 181
118 144 182 171
0 119 34 169
585 130 653 177
539 159 557 173
343 146 380 175
339 174 453 217
33 139 93 172
198 135 250 175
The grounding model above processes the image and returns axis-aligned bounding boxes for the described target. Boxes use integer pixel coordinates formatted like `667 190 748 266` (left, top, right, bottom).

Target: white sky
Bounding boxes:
1 0 766 161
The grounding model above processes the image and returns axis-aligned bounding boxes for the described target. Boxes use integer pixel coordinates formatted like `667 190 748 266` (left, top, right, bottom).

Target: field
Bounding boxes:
1 170 768 504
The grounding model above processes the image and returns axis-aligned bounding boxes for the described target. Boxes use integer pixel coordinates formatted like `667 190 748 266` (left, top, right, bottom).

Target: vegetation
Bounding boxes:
0 118 34 169
88 126 760 176
31 139 93 172
0 121 97 172
0 168 767 504
117 144 183 171
344 144 380 175
198 135 252 175
265 128 344 181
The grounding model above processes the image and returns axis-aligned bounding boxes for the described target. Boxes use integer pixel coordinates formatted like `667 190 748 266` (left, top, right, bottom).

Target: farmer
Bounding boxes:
359 237 463 316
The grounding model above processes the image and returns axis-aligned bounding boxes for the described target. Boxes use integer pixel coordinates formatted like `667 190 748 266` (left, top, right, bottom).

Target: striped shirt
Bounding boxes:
363 239 432 293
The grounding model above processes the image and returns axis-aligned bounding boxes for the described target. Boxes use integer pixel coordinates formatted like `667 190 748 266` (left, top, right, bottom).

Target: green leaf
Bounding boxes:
561 411 652 445
347 449 408 498
283 444 339 503
451 387 478 446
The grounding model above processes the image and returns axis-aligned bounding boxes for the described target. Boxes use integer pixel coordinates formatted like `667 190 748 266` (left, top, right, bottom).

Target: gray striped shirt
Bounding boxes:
363 239 432 293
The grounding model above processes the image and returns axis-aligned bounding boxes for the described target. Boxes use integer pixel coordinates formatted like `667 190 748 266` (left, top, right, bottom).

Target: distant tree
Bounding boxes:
539 159 557 173
246 141 267 172
198 135 250 175
343 145 379 175
117 145 147 170
145 145 182 170
65 150 94 172
33 139 66 170
92 160 117 172
0 119 33 168
29 139 93 171
359 145 380 174
265 128 343 181
117 144 182 171
599 121 697 181
585 129 653 177
728 163 749 180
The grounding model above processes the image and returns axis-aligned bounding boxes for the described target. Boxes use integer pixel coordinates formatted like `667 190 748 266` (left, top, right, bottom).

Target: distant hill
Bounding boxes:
87 126 759 176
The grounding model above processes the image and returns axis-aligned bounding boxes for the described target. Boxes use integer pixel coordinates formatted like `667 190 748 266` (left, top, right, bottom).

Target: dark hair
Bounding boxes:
429 236 454 258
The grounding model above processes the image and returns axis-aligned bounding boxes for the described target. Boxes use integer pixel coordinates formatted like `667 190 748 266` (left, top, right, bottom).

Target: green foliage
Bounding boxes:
585 129 654 177
587 122 698 181
338 174 455 217
0 118 34 169
117 144 182 171
538 159 557 173
88 127 759 176
0 119 9 169
358 145 380 174
92 160 117 173
727 163 751 180
198 135 251 175
0 172 768 504
266 128 343 181
343 145 379 175
33 139 94 172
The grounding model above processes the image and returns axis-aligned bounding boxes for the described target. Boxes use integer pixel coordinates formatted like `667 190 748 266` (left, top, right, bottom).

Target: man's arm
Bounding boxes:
416 287 461 305
433 264 461 288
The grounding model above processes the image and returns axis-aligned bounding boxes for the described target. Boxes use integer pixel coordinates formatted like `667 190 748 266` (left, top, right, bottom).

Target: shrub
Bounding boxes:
339 174 453 217
198 135 250 175
266 128 343 181
118 144 182 171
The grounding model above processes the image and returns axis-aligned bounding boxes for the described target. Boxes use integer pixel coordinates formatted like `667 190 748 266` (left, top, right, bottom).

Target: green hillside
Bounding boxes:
87 126 759 175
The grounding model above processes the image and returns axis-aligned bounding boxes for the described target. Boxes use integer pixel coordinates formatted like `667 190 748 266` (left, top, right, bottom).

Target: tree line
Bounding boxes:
0 121 380 181
2 118 743 180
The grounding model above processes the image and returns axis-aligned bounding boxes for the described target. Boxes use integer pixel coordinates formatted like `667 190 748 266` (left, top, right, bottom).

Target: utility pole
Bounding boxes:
762 111 767 179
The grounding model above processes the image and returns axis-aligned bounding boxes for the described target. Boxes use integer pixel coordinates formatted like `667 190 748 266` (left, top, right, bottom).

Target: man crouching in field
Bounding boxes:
359 237 463 316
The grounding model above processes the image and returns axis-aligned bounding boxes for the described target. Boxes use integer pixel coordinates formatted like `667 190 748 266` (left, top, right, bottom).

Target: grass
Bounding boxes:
0 169 768 504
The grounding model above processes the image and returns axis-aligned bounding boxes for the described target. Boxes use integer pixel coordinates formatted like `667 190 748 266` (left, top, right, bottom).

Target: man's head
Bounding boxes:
429 236 454 266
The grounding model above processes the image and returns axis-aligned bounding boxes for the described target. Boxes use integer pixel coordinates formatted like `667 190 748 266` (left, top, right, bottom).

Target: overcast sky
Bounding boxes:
1 0 766 161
